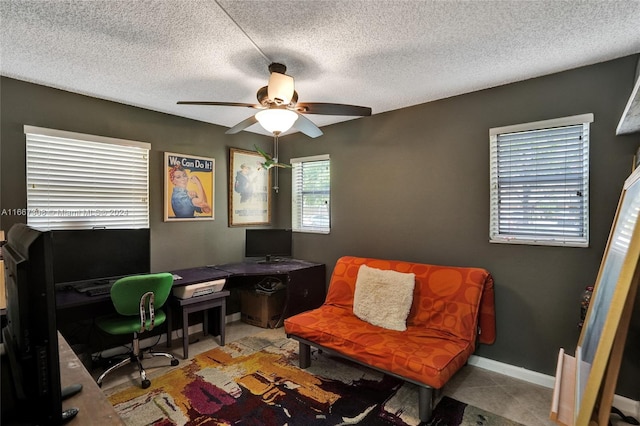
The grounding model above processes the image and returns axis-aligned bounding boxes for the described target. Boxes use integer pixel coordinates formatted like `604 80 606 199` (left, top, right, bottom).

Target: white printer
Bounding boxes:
172 279 226 299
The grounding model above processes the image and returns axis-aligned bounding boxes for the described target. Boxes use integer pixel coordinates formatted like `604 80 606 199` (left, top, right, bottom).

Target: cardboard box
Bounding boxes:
240 288 285 328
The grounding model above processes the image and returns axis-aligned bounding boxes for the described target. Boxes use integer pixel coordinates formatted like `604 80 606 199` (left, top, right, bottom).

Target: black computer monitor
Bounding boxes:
245 229 292 263
1 224 78 424
50 228 150 285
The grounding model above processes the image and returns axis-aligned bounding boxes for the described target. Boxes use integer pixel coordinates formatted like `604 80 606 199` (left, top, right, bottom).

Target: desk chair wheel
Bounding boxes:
171 359 179 366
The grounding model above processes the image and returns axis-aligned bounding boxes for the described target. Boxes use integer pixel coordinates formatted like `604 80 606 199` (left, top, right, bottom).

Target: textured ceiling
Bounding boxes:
2 0 640 137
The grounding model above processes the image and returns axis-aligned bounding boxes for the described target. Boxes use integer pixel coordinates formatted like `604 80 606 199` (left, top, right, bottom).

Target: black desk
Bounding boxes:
55 260 326 353
214 259 326 319
54 268 230 326
56 260 325 312
55 268 230 347
170 266 230 286
55 267 230 311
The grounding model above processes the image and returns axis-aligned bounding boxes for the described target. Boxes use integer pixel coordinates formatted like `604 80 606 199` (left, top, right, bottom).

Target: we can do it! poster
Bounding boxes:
164 152 214 221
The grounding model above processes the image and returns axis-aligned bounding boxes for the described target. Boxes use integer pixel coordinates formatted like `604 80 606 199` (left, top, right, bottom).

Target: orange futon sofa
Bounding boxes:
284 256 495 422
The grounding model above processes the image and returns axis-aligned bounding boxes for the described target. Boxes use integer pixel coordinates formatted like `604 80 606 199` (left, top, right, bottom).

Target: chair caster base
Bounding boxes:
141 379 151 389
171 359 179 366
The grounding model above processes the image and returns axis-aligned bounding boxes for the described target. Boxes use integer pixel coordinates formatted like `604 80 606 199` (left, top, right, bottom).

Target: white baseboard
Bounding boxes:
468 355 556 388
468 355 640 420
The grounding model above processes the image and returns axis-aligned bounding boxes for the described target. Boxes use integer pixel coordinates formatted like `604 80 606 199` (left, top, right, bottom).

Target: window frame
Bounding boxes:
291 154 331 234
489 113 593 247
25 125 150 230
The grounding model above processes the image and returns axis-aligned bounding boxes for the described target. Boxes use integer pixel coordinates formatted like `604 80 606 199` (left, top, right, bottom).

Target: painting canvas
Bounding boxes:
229 148 271 226
551 167 640 425
573 167 640 424
164 152 214 221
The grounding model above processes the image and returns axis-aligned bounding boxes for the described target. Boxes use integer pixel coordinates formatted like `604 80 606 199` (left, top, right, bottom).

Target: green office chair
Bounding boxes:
96 272 179 389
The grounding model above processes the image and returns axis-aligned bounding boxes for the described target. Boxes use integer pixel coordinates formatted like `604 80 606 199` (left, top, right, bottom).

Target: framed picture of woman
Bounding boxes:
229 148 271 226
164 152 214 221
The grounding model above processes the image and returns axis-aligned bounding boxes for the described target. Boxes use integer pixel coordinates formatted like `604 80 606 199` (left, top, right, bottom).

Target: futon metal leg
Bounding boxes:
299 342 311 368
418 386 433 422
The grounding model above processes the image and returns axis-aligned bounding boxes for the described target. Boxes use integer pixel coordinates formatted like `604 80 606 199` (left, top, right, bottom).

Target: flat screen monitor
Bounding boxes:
245 229 292 263
50 228 150 285
1 223 78 424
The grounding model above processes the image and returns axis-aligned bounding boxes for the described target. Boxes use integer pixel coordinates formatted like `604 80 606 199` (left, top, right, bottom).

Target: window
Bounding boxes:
489 114 593 247
25 125 150 230
291 154 330 234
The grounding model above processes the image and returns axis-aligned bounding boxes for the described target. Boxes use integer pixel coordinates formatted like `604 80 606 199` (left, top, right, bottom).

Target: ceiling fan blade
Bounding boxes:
226 115 259 134
294 102 372 116
293 114 323 138
177 101 261 109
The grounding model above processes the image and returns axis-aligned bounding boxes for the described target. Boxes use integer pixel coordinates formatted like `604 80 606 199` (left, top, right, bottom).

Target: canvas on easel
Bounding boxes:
593 270 639 426
551 167 640 425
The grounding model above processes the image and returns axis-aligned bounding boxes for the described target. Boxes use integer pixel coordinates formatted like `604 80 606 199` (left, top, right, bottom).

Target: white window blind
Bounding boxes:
489 114 593 247
291 154 330 234
25 125 150 230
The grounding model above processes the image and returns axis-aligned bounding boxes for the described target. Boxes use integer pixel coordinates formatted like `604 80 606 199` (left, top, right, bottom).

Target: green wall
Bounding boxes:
0 76 273 270
1 54 639 398
278 55 640 399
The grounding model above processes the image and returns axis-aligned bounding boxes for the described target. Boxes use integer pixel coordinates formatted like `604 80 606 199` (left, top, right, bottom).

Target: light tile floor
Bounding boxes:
96 320 632 426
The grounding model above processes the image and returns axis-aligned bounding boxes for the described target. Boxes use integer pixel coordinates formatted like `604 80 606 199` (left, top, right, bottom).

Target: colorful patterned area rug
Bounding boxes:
106 330 522 425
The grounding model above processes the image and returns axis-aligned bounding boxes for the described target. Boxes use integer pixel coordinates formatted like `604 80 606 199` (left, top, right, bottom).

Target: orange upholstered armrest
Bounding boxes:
478 274 496 344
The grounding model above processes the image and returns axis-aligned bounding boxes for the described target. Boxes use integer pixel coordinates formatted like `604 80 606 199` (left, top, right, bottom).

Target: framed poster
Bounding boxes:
164 152 214 221
229 148 271 226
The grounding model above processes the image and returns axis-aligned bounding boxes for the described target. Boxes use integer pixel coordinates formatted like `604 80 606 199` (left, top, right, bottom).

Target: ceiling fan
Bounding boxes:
177 63 372 138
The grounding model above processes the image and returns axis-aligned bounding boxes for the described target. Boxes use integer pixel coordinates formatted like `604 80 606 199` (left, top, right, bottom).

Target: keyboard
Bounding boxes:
85 284 113 296
65 279 116 296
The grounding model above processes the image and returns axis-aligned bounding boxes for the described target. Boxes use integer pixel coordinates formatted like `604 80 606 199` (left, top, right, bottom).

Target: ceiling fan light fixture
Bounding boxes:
267 72 295 105
256 108 298 134
178 61 369 138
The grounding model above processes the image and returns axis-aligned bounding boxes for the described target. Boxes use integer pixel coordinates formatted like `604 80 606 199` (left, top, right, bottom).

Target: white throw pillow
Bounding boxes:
353 264 415 331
